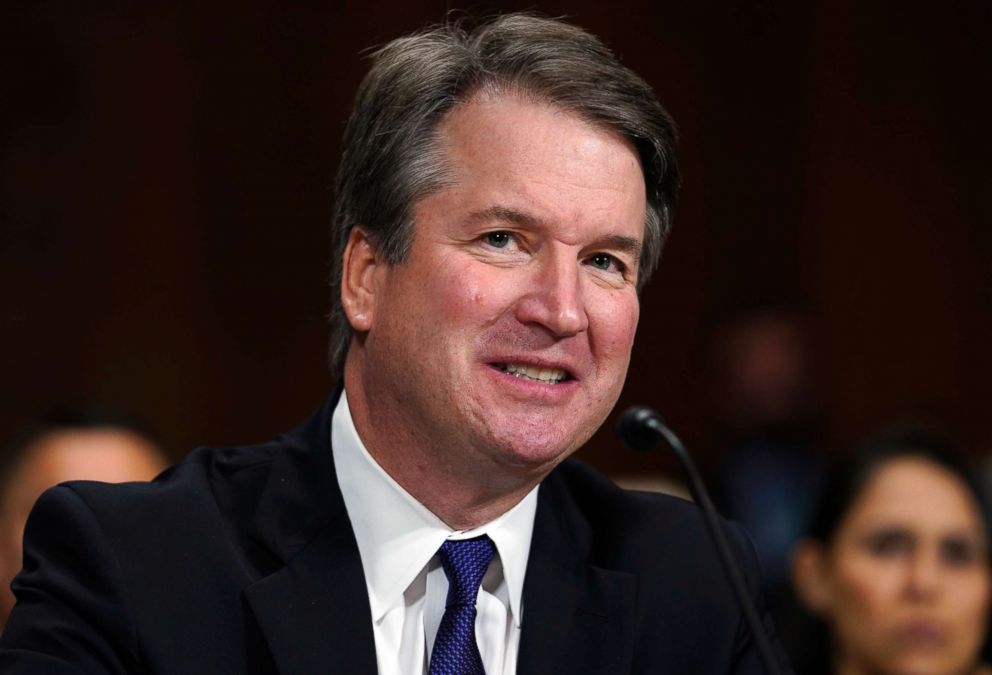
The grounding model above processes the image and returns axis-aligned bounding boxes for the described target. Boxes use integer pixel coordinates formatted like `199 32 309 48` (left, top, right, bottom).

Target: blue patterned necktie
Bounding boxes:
428 535 497 675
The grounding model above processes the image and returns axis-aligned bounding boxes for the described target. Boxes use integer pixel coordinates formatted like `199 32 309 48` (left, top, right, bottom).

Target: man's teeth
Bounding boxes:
500 363 567 384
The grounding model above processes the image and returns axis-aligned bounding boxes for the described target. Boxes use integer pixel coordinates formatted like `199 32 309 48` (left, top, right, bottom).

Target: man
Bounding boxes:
0 14 790 673
0 409 167 629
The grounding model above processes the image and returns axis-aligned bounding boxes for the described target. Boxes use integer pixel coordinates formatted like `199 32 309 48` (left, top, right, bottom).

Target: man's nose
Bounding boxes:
514 253 589 337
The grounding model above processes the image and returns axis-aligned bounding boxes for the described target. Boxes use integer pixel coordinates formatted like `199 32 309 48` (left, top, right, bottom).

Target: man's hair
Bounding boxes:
328 13 680 376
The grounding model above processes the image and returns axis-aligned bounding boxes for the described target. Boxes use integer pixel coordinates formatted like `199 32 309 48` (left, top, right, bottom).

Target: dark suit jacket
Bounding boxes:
0 391 791 673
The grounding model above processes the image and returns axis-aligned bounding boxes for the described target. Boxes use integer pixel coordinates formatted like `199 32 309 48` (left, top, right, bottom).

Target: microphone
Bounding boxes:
616 405 668 452
617 406 783 675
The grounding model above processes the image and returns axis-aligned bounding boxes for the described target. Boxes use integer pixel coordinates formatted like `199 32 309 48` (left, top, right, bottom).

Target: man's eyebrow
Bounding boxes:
600 234 642 260
467 205 541 226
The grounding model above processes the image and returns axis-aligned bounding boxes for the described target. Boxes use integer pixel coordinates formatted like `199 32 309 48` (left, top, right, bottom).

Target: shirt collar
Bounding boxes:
331 390 537 628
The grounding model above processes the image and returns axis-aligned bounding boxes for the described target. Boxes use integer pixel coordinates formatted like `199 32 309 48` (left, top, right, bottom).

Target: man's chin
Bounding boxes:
477 425 586 476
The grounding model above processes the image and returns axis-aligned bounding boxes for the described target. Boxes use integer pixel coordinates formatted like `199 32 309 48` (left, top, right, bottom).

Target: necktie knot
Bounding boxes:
438 536 496 608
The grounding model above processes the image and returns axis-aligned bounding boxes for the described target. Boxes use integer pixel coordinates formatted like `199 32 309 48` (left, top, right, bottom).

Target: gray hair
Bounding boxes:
328 13 680 376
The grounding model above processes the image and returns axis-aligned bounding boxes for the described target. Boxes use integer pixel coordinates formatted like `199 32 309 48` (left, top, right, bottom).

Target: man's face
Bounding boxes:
354 93 645 480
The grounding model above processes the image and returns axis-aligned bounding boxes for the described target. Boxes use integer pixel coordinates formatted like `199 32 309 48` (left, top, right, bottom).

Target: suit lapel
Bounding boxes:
244 518 377 674
243 388 378 675
517 468 638 675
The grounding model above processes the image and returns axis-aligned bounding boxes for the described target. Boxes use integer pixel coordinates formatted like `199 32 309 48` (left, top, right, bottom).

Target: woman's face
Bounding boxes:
801 456 991 675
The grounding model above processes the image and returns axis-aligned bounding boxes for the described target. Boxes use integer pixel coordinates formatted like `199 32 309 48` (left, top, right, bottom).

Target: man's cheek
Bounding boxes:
596 308 640 360
440 272 508 320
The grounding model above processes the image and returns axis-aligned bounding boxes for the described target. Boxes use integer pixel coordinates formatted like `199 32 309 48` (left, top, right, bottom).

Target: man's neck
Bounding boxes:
364 447 539 530
353 415 542 530
342 375 549 531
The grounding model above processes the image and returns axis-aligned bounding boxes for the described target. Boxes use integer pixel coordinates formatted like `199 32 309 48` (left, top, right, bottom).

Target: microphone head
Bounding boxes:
616 405 665 452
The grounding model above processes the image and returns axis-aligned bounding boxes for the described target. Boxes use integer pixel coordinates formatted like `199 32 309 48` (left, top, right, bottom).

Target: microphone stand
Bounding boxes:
618 407 784 675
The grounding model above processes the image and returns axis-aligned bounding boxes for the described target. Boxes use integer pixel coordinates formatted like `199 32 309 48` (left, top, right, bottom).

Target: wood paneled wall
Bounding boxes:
2 1 989 477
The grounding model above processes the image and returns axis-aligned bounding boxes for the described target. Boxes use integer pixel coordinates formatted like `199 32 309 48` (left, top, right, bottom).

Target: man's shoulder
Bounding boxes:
6 438 307 673
547 457 700 528
32 441 285 580
63 392 338 527
544 458 757 578
63 438 282 517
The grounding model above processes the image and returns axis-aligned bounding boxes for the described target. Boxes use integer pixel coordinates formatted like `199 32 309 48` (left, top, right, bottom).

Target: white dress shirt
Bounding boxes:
332 391 538 675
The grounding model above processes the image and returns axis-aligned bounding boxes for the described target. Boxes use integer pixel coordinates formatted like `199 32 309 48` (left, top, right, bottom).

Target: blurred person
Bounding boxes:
707 308 824 609
791 428 991 675
0 408 167 629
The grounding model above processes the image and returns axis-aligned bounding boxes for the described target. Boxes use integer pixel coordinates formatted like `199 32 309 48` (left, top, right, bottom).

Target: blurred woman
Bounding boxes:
791 430 992 675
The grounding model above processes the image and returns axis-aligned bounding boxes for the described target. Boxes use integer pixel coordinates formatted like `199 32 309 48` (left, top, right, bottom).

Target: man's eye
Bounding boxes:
484 231 513 248
589 253 620 272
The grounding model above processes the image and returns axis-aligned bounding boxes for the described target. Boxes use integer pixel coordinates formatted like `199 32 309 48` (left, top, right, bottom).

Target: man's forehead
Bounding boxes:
428 98 646 237
438 96 642 188
440 88 643 161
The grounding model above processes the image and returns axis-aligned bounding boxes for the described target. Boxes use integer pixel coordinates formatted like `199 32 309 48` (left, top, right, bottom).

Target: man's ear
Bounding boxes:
791 539 832 616
341 226 380 333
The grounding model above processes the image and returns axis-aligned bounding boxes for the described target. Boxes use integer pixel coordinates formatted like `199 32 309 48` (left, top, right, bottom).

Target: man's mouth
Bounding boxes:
496 363 570 384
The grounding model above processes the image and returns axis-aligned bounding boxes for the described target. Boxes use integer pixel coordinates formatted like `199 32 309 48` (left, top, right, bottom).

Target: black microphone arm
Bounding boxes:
617 406 783 675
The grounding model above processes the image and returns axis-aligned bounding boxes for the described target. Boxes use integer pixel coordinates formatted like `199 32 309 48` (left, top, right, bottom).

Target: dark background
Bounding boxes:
2 1 990 478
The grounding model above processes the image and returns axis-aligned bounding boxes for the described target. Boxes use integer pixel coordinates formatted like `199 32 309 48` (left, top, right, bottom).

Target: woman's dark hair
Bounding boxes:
807 425 991 545
787 424 991 675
